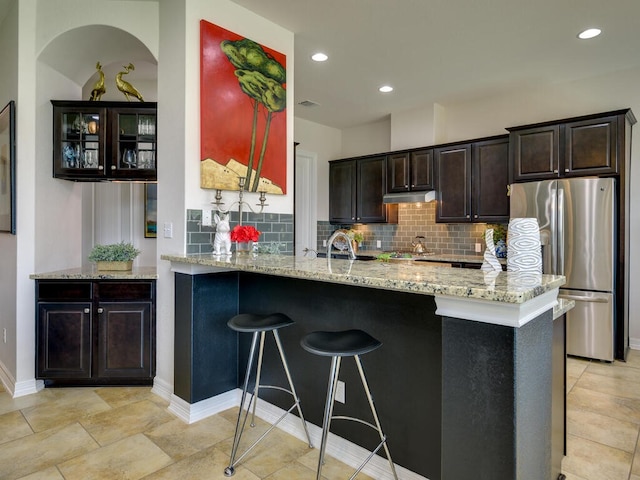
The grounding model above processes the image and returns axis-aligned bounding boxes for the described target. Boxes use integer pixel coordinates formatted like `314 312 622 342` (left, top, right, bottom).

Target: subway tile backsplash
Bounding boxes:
187 209 294 255
320 202 501 255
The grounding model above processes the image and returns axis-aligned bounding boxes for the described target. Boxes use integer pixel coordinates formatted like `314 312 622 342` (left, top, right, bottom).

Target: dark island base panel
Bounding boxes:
442 313 553 479
173 271 553 480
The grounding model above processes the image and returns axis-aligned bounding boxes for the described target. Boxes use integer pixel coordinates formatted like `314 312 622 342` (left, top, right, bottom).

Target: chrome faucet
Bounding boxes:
326 231 357 260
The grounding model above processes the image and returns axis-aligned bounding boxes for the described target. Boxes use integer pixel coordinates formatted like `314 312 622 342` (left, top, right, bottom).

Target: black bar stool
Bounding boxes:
224 313 312 477
301 329 399 480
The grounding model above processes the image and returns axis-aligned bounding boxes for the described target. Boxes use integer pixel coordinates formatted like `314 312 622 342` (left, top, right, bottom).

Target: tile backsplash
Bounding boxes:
319 202 502 255
187 209 294 255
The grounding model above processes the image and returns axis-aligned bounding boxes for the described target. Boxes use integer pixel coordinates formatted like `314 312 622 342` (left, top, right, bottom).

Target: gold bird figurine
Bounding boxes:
116 63 144 102
89 61 106 101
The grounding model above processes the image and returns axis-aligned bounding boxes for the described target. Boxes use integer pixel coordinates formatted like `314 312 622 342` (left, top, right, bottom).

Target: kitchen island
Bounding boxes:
163 253 565 480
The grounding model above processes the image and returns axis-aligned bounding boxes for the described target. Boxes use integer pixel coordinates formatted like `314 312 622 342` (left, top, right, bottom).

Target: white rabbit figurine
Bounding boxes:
212 213 232 255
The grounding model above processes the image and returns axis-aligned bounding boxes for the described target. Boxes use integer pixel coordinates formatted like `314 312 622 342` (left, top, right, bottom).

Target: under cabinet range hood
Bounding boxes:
382 190 436 204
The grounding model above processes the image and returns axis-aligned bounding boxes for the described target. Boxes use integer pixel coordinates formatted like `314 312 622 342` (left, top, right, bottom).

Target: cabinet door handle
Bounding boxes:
466 215 470 219
98 165 104 170
84 308 90 314
565 168 569 172
474 214 478 218
111 165 116 170
553 169 558 173
97 307 104 314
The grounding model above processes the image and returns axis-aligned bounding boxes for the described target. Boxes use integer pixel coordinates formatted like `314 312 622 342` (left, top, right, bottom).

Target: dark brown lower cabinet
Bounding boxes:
36 280 155 386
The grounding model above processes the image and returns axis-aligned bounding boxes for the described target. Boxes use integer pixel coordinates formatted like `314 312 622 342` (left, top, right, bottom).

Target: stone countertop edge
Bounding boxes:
161 253 565 305
29 266 158 280
320 249 506 264
554 298 575 319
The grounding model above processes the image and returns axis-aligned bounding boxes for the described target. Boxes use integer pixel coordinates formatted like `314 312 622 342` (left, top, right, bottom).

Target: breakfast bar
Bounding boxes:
163 253 566 480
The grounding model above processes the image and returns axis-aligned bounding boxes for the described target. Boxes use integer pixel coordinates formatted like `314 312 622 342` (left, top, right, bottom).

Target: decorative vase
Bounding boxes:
507 218 542 274
235 241 254 255
96 260 133 271
495 239 507 258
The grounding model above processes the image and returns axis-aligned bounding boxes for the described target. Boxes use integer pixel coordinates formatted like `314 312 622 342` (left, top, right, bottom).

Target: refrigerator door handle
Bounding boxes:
557 186 565 276
559 293 609 303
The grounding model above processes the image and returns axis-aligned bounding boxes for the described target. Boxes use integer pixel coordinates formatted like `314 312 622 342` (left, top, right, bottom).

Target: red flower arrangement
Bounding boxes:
230 225 261 242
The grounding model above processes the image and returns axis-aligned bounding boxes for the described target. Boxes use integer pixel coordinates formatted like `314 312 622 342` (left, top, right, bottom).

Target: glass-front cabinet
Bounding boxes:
52 100 157 181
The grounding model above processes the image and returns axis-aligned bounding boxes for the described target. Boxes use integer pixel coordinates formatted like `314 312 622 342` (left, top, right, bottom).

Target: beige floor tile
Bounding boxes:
80 399 174 446
143 444 260 479
631 435 640 476
0 389 52 417
568 386 640 424
16 467 65 479
562 434 632 480
561 473 590 480
576 371 640 401
297 448 375 480
58 433 173 480
21 388 112 432
94 386 159 409
0 410 34 445
631 476 640 480
0 422 99 480
264 461 318 479
228 426 316 478
567 357 590 392
144 413 236 461
567 407 639 453
587 361 640 385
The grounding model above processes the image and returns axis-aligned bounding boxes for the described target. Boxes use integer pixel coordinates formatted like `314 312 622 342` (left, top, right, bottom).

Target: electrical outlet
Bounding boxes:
377 240 382 248
475 242 482 253
3 328 6 343
163 222 173 238
202 209 212 227
322 239 327 247
335 380 345 403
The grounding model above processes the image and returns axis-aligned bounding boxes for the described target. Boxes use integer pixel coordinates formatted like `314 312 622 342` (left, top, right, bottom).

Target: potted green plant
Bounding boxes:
487 224 507 258
88 241 141 271
346 229 364 252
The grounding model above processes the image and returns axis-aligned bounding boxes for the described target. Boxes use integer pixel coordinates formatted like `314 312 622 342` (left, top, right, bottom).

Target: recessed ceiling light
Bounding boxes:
311 53 328 62
578 28 601 39
379 85 394 93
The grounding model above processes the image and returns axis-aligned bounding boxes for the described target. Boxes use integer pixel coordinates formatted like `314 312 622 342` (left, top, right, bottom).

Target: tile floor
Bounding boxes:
1 350 640 479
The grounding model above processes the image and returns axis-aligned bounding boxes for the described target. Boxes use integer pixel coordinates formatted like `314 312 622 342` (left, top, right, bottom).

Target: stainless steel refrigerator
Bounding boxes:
510 177 616 361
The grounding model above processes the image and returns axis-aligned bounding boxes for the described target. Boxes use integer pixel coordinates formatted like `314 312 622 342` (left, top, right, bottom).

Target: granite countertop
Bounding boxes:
554 298 575 319
29 266 158 280
162 253 564 304
321 249 506 265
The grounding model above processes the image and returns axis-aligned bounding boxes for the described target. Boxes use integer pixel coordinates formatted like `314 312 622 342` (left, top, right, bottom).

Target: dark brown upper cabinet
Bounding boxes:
52 100 157 181
435 136 509 223
329 155 397 224
387 149 434 193
509 110 635 182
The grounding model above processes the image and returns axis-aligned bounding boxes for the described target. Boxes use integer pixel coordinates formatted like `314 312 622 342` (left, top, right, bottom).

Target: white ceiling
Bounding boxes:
230 0 640 129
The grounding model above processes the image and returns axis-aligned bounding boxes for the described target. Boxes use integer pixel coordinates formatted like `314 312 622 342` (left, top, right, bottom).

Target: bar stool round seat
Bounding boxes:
228 312 294 332
300 329 381 357
224 312 312 477
301 329 398 480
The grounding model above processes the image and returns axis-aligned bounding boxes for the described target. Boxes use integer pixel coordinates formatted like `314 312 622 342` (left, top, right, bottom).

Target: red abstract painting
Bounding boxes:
200 20 287 194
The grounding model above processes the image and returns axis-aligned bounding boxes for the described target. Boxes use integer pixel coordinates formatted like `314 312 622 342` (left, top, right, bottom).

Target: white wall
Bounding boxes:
0 0 19 389
341 117 391 158
294 117 341 222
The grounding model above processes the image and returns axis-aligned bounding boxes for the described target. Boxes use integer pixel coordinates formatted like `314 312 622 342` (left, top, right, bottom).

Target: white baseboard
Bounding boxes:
151 376 174 402
0 360 43 398
168 389 239 424
164 388 426 480
628 339 640 351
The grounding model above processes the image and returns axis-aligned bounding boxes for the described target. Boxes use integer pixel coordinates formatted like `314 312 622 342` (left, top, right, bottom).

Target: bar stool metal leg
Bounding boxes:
353 355 399 480
225 327 312 477
316 355 342 480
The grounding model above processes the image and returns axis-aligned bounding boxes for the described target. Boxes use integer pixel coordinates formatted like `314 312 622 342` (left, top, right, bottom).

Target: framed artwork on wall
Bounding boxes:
144 183 157 238
200 19 287 195
0 100 16 234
